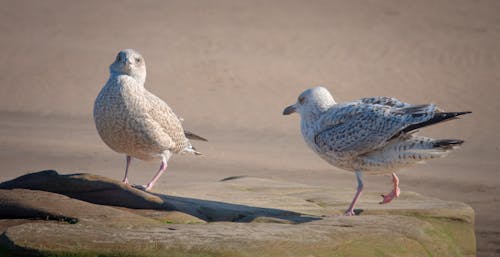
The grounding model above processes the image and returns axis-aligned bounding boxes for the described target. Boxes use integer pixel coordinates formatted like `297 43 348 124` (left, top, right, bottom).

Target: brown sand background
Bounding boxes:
0 0 498 255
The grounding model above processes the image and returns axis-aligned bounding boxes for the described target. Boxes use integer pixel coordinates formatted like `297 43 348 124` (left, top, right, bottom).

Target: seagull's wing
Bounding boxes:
143 90 188 148
314 102 436 157
144 90 208 143
357 96 412 108
184 130 208 141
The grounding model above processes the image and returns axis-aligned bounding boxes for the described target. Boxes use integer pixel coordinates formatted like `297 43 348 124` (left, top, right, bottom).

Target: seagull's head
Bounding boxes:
110 49 146 83
283 86 336 119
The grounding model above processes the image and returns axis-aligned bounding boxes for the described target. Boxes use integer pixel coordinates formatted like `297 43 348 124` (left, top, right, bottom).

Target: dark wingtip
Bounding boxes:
433 139 464 149
400 111 472 135
184 131 208 142
456 111 472 116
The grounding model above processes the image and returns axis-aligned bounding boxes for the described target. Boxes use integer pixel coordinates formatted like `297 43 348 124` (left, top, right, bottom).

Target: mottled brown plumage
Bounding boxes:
94 49 204 191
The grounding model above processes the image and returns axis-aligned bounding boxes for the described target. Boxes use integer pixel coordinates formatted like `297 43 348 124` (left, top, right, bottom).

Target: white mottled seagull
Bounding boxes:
283 86 470 216
94 49 206 191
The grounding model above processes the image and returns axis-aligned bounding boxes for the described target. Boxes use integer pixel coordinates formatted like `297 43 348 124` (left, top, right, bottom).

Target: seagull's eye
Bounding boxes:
116 54 121 62
135 57 141 63
298 96 306 105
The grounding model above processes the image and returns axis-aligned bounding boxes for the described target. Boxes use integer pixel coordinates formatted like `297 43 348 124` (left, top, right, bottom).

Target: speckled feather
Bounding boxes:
357 96 412 108
94 50 191 161
314 102 436 158
287 87 464 173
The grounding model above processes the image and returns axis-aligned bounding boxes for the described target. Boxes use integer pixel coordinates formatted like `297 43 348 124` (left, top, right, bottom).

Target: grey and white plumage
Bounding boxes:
283 86 470 215
94 49 206 191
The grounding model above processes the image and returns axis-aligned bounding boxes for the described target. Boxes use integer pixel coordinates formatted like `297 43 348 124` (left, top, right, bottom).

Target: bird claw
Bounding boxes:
344 208 364 216
344 209 357 216
379 194 392 204
379 187 400 204
132 184 151 191
379 173 400 204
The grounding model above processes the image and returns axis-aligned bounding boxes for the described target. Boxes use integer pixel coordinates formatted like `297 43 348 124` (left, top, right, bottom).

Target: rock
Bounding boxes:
0 189 156 225
0 170 476 257
0 170 170 210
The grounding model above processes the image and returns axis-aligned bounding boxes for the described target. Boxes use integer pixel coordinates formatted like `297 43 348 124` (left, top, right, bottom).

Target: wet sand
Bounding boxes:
0 0 499 255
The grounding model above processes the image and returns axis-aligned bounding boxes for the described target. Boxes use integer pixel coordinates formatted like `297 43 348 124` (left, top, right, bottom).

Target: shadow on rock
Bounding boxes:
155 193 320 224
0 170 320 224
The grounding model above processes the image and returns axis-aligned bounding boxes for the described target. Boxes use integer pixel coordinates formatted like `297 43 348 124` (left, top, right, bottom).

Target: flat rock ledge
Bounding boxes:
0 170 475 257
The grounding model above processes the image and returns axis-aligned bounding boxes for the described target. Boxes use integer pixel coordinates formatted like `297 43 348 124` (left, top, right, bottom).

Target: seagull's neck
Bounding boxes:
300 116 321 152
299 110 322 135
299 102 335 139
110 74 145 90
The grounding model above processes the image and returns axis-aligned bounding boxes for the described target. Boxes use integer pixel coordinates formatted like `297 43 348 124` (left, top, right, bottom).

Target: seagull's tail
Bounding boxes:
183 145 203 155
360 135 464 171
432 139 464 150
394 135 464 160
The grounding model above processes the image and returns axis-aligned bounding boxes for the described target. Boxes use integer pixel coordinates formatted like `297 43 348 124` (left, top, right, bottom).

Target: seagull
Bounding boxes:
283 86 470 216
94 49 206 191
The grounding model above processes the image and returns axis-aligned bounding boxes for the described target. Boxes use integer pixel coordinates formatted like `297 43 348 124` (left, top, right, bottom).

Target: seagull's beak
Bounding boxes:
122 59 133 71
283 104 297 115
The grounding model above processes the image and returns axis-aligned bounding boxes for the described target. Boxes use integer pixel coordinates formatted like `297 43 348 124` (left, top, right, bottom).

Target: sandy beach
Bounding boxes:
0 0 499 255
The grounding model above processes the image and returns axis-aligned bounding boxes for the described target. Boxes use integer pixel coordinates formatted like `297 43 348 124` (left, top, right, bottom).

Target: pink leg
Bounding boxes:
144 159 167 191
379 172 400 204
345 170 363 216
123 155 131 185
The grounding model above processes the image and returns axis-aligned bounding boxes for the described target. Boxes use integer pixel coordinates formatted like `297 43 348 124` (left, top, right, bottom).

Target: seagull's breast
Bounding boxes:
94 77 168 160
